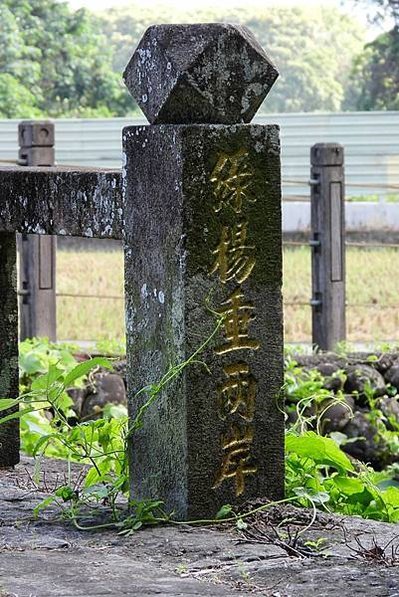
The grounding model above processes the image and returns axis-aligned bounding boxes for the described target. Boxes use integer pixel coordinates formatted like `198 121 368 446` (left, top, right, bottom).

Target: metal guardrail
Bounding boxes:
4 118 398 349
1 111 399 197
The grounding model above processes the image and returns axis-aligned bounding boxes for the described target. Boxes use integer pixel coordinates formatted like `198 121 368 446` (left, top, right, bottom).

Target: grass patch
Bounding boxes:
57 246 399 343
283 246 399 343
57 249 124 341
346 194 399 203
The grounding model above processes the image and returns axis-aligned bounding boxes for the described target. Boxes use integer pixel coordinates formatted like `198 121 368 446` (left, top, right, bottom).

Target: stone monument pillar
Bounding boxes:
123 24 284 519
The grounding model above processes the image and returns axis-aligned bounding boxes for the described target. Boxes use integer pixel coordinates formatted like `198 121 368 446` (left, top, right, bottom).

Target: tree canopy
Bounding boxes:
347 26 399 110
345 0 399 110
102 3 365 114
0 1 372 118
0 0 133 118
352 0 399 25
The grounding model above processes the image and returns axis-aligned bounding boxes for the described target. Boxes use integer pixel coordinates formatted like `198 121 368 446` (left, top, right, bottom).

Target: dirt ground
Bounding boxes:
1 456 399 597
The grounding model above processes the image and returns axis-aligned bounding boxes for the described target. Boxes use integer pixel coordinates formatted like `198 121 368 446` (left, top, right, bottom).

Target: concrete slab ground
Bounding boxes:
0 457 398 596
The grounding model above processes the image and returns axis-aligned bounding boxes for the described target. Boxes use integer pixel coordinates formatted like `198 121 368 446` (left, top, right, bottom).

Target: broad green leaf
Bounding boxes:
19 352 47 376
55 485 76 502
347 488 375 507
53 391 73 413
312 491 330 504
333 476 364 495
381 487 399 508
285 432 354 472
0 406 36 425
293 487 313 499
63 357 113 387
32 434 60 456
31 365 64 391
82 484 110 500
0 398 20 412
84 466 101 488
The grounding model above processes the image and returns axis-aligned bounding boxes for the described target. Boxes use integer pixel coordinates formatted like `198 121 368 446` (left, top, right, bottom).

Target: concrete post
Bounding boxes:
18 121 57 341
310 143 346 351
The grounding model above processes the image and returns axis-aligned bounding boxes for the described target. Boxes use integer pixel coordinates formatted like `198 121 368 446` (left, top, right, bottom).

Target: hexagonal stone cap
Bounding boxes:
123 23 278 125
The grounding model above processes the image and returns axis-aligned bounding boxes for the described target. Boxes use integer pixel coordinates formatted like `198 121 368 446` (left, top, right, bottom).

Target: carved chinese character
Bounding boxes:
216 288 260 354
218 362 256 421
211 149 255 214
213 425 257 496
210 220 255 284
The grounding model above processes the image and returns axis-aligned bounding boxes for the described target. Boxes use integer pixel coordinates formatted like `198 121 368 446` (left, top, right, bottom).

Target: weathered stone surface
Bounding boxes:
316 362 344 392
124 123 283 519
341 411 392 469
1 457 399 597
18 120 55 147
378 395 399 430
375 353 399 374
123 24 278 125
319 395 354 434
0 166 122 239
80 372 127 420
385 363 399 390
0 233 19 467
344 364 386 403
286 352 399 469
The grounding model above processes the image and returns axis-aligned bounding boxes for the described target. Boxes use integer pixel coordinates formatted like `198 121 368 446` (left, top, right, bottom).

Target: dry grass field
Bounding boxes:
283 246 399 343
56 246 399 344
57 249 125 342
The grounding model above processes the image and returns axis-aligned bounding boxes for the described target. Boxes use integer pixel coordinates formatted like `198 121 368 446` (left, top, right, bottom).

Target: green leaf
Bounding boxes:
33 495 56 518
0 398 20 412
19 352 47 376
312 491 330 504
367 355 378 362
215 504 233 520
82 484 110 500
31 365 64 391
333 476 365 495
381 487 399 508
84 466 101 488
63 357 113 387
32 434 59 457
55 485 76 502
0 406 36 425
285 432 354 473
293 487 313 499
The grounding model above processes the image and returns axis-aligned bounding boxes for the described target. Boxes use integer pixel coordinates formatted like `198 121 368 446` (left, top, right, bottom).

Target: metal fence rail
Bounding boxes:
2 118 398 348
1 111 399 198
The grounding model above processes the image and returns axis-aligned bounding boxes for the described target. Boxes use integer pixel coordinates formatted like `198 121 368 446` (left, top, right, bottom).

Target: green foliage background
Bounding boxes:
0 0 134 118
0 0 397 118
102 3 365 114
347 27 399 110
